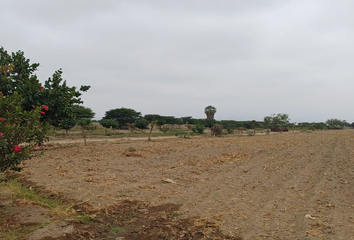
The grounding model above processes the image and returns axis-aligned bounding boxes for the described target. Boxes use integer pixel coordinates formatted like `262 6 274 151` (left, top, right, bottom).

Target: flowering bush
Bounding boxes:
0 47 90 130
0 92 49 172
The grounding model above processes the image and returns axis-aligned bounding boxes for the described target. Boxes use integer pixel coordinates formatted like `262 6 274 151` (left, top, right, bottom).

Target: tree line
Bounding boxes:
0 47 351 172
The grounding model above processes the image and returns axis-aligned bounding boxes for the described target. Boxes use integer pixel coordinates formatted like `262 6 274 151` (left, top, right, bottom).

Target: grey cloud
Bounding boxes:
1 0 354 122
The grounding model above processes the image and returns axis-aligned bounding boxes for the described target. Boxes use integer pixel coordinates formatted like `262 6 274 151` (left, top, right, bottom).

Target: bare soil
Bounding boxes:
3 130 354 239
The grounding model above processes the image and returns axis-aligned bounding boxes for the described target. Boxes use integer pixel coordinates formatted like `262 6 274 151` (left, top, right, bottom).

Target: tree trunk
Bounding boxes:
148 125 154 141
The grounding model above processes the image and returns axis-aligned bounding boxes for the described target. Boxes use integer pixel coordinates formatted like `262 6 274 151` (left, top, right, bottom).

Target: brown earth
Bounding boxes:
3 130 354 239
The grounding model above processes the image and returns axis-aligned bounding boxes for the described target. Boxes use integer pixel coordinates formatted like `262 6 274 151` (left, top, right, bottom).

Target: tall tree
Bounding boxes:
204 105 217 120
102 108 141 128
264 113 290 132
72 105 95 120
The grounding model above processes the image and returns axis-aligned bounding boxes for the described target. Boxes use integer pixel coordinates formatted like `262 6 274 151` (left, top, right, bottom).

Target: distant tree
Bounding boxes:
77 119 92 145
144 114 166 125
289 122 296 133
243 121 253 129
250 120 258 136
103 108 141 128
181 117 197 125
203 119 216 128
204 105 217 120
184 122 192 138
314 122 327 130
162 116 182 125
72 105 95 120
351 122 354 128
264 113 290 132
134 118 149 131
326 118 346 129
59 118 76 135
100 119 119 130
148 120 158 141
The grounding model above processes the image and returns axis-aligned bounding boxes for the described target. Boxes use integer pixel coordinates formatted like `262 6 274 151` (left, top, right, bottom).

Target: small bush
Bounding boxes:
159 124 170 133
191 123 205 134
211 124 223 137
226 127 234 134
247 130 254 136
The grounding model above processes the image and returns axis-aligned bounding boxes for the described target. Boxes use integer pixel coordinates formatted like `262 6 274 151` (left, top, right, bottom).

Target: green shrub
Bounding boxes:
191 123 205 134
134 118 149 130
226 127 234 134
159 124 170 133
77 118 92 145
100 119 119 129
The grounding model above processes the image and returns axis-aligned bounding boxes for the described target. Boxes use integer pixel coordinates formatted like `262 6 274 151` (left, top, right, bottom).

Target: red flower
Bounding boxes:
0 132 3 137
13 145 21 152
34 147 40 151
5 124 7 126
42 105 49 111
0 118 4 121
0 92 2 94
41 111 45 114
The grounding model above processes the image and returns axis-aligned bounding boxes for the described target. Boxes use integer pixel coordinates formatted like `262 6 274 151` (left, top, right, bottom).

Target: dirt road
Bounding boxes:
19 130 354 239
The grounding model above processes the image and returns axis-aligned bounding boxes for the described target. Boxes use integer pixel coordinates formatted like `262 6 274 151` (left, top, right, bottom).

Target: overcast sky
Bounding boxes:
2 0 354 123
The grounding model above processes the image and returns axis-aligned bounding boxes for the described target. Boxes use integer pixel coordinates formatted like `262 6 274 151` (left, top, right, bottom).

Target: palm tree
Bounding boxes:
204 105 217 120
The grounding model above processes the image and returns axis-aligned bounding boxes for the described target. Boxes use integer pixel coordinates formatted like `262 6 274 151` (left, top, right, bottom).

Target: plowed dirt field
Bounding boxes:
17 130 354 239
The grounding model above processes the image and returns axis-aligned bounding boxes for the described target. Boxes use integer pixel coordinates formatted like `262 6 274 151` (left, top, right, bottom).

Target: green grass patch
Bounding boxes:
1 181 61 209
108 225 124 237
0 177 77 240
0 223 49 240
74 215 91 223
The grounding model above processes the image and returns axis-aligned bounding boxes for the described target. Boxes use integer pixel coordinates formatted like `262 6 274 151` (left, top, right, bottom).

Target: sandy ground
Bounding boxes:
17 130 354 239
